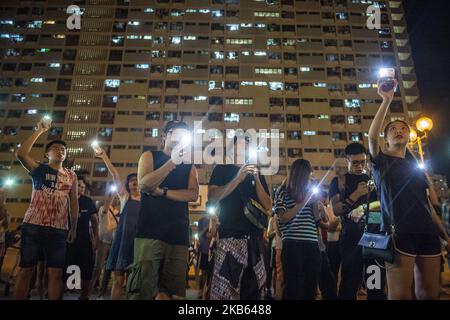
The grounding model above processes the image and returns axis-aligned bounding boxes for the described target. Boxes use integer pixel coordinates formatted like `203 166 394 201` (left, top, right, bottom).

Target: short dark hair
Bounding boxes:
383 120 410 138
77 176 87 184
45 140 66 152
163 120 189 134
344 143 366 156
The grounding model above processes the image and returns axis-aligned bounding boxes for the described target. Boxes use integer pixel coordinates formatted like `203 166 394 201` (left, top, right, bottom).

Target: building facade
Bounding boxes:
0 0 422 223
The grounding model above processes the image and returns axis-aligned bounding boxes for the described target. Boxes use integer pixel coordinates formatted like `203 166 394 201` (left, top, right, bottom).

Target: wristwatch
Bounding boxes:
163 187 168 197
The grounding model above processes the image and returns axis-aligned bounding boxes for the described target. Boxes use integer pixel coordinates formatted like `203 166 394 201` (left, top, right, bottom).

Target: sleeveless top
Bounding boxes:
135 151 192 246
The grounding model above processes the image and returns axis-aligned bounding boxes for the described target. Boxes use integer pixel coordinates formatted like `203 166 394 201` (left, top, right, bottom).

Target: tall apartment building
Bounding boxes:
0 0 422 223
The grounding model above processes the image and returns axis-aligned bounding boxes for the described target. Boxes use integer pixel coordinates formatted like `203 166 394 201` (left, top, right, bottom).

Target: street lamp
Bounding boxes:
416 116 433 133
409 116 433 164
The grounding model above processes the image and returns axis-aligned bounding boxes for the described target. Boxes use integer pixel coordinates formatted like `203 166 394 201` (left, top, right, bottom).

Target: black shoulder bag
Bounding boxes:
239 179 271 230
358 174 395 264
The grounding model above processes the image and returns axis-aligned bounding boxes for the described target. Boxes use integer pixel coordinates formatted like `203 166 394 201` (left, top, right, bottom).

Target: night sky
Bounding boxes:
403 0 450 179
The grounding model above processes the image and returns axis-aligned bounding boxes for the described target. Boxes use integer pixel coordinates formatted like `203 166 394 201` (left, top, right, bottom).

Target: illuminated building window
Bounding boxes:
254 11 280 17
225 98 253 105
0 20 14 25
167 65 181 73
226 24 239 31
212 51 224 60
144 8 154 13
136 64 149 69
227 51 238 60
255 81 267 86
30 78 44 83
304 131 317 136
226 38 252 45
344 99 361 108
128 21 140 25
211 10 223 17
224 113 240 123
105 79 120 88
300 67 311 72
314 83 327 88
170 36 181 44
269 82 283 91
194 96 207 101
255 68 282 75
27 20 42 28
254 51 266 56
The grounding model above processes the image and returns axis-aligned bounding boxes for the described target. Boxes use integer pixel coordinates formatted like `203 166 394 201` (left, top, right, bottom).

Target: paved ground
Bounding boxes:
1 246 450 300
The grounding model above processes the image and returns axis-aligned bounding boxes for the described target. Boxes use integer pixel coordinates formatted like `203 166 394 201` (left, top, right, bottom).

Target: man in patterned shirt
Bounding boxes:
14 119 79 300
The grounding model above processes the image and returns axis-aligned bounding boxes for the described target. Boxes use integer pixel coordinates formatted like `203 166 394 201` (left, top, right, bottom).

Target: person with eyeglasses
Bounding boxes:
328 143 385 300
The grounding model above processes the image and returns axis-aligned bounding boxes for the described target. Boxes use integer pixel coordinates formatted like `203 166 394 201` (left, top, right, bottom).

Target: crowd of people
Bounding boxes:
0 80 450 300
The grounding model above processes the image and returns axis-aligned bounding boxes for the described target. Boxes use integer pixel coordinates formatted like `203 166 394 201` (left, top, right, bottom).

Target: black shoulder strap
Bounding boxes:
109 208 119 225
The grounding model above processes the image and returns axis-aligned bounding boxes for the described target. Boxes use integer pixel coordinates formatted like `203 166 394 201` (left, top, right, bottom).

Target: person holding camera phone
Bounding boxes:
14 118 79 300
368 76 450 300
328 143 385 300
208 135 271 300
273 159 322 300
127 120 199 300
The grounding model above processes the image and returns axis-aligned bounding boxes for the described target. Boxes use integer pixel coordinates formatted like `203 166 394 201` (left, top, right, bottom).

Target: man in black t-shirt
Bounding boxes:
65 177 98 300
208 135 271 300
328 143 385 300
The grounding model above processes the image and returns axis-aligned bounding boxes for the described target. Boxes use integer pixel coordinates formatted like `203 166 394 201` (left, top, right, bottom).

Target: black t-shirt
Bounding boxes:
209 165 270 238
328 173 377 240
75 195 97 244
370 150 437 235
136 151 192 246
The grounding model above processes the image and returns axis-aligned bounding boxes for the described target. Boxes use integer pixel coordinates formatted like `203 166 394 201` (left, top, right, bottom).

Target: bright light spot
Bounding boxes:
4 177 14 187
208 207 216 215
194 233 199 240
418 163 426 170
312 187 319 194
110 184 118 192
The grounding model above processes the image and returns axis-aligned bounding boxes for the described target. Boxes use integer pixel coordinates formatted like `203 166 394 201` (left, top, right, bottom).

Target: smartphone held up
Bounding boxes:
379 68 396 92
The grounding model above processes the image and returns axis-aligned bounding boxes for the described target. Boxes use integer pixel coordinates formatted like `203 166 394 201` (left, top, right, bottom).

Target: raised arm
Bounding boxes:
137 151 176 194
95 148 126 197
368 79 397 158
254 173 272 213
16 120 50 172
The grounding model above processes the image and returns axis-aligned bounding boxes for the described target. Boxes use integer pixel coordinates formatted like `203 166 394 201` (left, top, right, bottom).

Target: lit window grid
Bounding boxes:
0 0 414 189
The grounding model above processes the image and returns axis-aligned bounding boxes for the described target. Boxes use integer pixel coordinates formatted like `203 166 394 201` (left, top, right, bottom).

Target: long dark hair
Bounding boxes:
282 159 312 202
125 173 137 193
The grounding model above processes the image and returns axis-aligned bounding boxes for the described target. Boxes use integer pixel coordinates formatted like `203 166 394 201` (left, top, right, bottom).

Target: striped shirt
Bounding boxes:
273 186 319 243
23 164 76 230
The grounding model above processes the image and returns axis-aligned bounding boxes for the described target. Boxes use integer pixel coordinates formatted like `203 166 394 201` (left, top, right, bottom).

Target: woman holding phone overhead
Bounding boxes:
94 146 141 300
368 72 450 300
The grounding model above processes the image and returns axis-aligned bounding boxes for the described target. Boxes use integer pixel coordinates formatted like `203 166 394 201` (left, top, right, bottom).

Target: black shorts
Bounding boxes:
197 252 209 271
19 223 68 269
394 233 441 257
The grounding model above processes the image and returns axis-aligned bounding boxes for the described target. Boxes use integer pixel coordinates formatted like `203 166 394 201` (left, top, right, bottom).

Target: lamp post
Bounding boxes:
409 116 433 164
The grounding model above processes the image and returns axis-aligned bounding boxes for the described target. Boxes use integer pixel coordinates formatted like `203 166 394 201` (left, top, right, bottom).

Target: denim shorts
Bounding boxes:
20 223 68 269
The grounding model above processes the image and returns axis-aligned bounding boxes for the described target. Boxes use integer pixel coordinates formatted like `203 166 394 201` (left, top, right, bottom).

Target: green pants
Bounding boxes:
126 238 188 300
